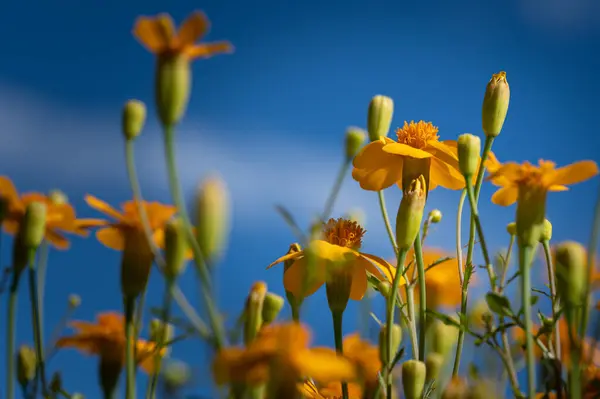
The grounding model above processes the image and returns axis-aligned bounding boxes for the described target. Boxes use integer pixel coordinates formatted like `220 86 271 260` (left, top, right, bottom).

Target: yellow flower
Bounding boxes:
133 11 233 60
352 121 465 192
267 218 400 300
212 322 356 387
55 312 164 373
486 157 599 206
0 176 104 249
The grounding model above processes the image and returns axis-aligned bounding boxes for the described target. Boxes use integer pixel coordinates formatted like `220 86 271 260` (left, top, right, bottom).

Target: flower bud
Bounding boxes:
442 377 469 399
429 209 442 224
162 360 192 393
68 294 81 308
482 71 510 137
49 190 68 205
20 202 47 250
244 281 268 345
122 99 147 140
72 394 84 399
120 231 154 298
164 217 189 279
554 241 587 306
468 300 492 330
367 95 394 141
50 372 63 394
506 222 517 236
150 319 175 352
195 175 230 265
262 292 285 325
156 54 191 126
457 134 481 178
425 352 444 382
17 345 36 388
401 360 426 399
377 280 392 299
430 321 459 357
395 175 426 251
540 219 552 242
345 127 367 162
379 323 403 365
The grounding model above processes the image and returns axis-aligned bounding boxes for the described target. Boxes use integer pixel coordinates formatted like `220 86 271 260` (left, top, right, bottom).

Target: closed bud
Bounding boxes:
430 321 459 357
49 189 68 205
367 95 394 141
457 134 481 178
377 280 392 299
17 345 37 388
150 319 175 345
68 294 81 308
401 360 426 399
50 372 63 393
379 323 402 365
156 55 191 126
396 175 426 250
429 209 442 224
21 202 47 250
506 222 517 236
554 241 587 306
164 217 189 279
244 281 268 345
195 175 230 265
482 71 510 137
122 99 147 140
345 127 367 161
540 219 552 242
425 353 444 382
162 360 192 393
262 292 285 325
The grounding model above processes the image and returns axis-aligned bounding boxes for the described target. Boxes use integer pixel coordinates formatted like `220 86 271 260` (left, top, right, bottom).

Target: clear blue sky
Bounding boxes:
0 0 599 397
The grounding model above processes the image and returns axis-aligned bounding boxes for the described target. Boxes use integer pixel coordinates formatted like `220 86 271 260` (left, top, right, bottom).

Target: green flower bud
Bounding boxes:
482 71 510 137
367 95 394 142
164 217 189 279
68 294 81 308
425 352 444 382
468 299 492 330
261 292 285 325
20 202 47 250
162 360 192 393
49 189 68 205
506 222 517 236
195 175 230 265
379 323 403 365
555 241 587 306
150 319 175 348
72 394 85 399
122 99 147 140
540 219 552 242
429 209 442 224
377 280 392 299
345 127 367 162
17 345 37 388
457 134 481 178
244 281 267 345
156 54 191 126
401 360 426 399
396 175 426 251
430 321 459 357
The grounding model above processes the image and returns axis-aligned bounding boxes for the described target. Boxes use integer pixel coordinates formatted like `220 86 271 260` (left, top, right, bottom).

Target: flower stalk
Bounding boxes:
413 233 427 360
332 310 349 399
519 244 536 399
124 296 137 399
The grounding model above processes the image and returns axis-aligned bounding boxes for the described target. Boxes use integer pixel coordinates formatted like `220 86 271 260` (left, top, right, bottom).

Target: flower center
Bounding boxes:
322 218 366 249
517 160 556 188
395 121 439 149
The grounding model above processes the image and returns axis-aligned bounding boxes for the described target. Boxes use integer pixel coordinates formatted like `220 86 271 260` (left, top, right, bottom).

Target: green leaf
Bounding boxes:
426 309 462 329
530 295 539 307
485 292 513 317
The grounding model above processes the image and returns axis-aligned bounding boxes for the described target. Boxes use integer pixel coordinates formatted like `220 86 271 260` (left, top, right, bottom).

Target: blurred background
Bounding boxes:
0 0 599 397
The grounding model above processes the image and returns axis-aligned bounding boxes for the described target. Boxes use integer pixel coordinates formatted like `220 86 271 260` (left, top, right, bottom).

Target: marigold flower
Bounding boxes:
0 176 104 249
338 333 381 388
299 380 363 398
55 312 165 373
267 218 401 301
352 121 466 192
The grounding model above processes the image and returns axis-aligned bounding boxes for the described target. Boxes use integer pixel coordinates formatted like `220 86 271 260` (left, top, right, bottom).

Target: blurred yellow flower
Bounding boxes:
0 176 104 249
300 379 364 398
267 218 400 300
56 312 164 373
133 11 233 60
352 121 465 192
212 322 356 387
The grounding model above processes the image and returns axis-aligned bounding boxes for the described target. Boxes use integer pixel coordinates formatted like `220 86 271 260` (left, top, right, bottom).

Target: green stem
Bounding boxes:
452 189 467 377
413 233 426 361
6 272 20 399
163 126 226 350
321 161 350 222
28 250 48 396
519 245 536 399
332 310 349 399
36 241 49 340
466 181 496 287
124 296 136 399
386 249 409 398
542 240 561 361
146 281 173 399
566 307 581 399
377 190 399 256
582 183 600 340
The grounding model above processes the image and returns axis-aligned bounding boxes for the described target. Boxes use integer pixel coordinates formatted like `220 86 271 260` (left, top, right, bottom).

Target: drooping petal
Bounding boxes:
486 162 523 184
176 11 209 46
86 195 126 222
382 143 432 159
549 160 599 187
45 229 70 250
425 140 460 169
548 185 569 192
0 176 19 206
293 348 357 383
96 227 126 250
137 340 166 374
283 257 326 298
267 250 305 269
132 15 174 53
358 253 396 283
491 186 518 206
54 336 102 356
349 264 367 300
352 139 404 191
430 157 465 190
186 42 234 59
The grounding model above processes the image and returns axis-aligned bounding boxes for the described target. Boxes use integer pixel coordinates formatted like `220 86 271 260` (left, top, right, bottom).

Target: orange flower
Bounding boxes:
299 379 364 398
133 11 233 60
267 218 400 301
0 176 104 249
352 121 466 192
213 323 356 390
56 312 164 373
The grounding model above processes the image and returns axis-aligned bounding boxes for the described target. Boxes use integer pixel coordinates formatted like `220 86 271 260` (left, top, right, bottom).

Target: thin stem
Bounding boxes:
404 285 419 360
36 241 49 340
385 248 409 398
321 161 350 222
542 240 561 361
452 189 467 377
163 126 227 349
582 182 600 339
377 191 399 256
566 307 581 399
146 281 173 399
124 296 136 399
413 233 426 360
28 251 48 396
519 244 536 399
6 272 20 399
332 310 349 399
499 235 515 290
466 181 495 287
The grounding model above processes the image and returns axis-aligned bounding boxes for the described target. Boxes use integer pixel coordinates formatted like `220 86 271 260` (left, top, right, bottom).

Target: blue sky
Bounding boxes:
0 0 599 397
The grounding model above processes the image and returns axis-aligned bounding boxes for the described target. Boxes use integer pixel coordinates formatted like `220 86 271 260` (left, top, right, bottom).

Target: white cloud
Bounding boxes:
519 0 600 33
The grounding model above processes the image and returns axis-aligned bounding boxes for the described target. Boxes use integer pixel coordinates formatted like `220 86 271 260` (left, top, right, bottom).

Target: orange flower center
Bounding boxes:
322 218 365 249
395 121 439 149
515 160 556 188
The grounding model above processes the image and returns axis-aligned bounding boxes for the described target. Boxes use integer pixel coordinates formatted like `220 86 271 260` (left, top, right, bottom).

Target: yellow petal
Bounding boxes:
487 162 522 184
430 157 465 190
186 42 234 59
86 195 126 222
293 349 357 383
548 185 569 192
96 227 126 250
309 240 357 263
425 140 460 169
0 176 19 206
54 336 101 356
283 257 326 298
45 229 70 250
349 264 367 300
267 250 305 269
491 186 518 206
382 143 432 159
358 253 395 283
132 15 173 53
550 160 599 187
351 139 403 191
175 11 209 46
